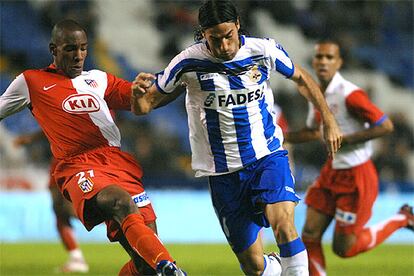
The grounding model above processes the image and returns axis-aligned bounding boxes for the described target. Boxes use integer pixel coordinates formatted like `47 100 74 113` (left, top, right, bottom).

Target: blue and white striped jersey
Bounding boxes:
156 36 295 177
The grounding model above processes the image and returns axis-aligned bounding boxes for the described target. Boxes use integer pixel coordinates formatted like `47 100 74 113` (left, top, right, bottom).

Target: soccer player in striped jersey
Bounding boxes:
0 19 185 276
131 1 342 275
285 40 414 276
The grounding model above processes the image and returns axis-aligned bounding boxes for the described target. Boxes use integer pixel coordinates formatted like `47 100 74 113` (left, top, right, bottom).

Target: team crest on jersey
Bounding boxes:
85 79 98 88
249 65 262 82
62 94 100 114
78 178 94 193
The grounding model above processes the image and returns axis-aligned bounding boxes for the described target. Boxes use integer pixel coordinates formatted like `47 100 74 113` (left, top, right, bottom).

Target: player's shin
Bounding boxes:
121 213 174 269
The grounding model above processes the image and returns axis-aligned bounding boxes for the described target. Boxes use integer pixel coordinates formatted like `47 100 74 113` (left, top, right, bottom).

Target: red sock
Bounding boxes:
119 260 140 276
57 218 78 251
344 214 408 257
121 213 173 269
303 237 326 276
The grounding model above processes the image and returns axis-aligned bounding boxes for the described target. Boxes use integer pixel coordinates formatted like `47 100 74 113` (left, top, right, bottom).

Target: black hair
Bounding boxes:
51 19 86 44
316 38 343 58
194 0 240 42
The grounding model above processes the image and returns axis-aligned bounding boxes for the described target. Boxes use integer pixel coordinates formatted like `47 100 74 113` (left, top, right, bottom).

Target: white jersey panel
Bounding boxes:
307 73 373 169
0 74 30 120
71 70 121 147
158 36 293 176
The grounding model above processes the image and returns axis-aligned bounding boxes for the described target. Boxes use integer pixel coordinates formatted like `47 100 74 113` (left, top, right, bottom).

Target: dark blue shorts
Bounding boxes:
208 150 300 253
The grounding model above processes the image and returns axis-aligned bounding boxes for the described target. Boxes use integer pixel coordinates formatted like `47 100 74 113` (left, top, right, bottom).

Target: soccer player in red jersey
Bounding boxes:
14 131 88 273
0 19 185 276
285 40 414 276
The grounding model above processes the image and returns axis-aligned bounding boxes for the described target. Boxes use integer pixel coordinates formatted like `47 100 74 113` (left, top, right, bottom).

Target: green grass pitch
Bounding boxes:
0 243 413 275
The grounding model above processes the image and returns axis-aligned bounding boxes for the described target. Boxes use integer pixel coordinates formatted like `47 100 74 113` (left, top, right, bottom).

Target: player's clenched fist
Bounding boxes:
132 73 156 97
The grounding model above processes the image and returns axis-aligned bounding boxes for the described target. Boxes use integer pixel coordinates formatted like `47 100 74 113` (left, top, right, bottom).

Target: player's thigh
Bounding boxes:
264 201 298 242
302 206 333 240
333 161 378 236
49 184 75 217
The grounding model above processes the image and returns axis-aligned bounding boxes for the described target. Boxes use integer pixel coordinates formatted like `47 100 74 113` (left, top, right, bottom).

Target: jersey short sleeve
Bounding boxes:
155 50 190 94
345 90 385 126
266 39 295 78
0 73 30 120
104 72 132 110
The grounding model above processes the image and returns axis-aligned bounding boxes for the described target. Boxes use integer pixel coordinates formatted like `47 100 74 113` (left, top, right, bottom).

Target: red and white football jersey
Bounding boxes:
306 72 386 169
0 64 131 159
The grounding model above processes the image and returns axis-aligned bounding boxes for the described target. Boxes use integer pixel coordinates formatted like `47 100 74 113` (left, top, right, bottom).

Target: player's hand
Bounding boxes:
13 135 33 147
322 120 342 158
131 73 156 97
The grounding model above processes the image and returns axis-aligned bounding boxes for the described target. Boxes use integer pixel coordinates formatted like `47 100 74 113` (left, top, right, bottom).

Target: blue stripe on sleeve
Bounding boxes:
205 108 228 173
275 60 294 78
233 106 256 166
372 114 388 126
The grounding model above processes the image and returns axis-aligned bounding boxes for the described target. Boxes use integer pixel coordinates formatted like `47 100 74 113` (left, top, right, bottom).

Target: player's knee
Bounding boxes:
332 239 354 258
302 224 323 241
273 220 297 241
96 186 137 222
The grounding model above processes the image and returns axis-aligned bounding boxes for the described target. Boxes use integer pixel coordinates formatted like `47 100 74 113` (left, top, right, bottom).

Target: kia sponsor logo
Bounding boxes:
62 94 100 114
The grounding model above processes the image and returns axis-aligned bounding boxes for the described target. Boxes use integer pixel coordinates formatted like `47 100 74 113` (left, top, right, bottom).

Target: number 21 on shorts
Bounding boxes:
76 170 95 193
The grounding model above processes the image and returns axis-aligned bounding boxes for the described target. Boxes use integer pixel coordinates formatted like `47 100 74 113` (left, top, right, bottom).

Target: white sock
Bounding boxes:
281 250 309 276
262 254 282 276
69 248 84 260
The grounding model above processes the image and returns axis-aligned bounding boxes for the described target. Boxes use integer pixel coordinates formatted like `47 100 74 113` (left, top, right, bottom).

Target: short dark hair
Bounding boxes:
51 19 86 44
194 0 240 42
316 39 343 58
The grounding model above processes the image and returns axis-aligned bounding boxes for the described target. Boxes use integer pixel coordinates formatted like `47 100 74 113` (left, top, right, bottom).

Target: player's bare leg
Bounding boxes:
265 201 309 276
93 185 185 275
333 204 413 258
236 234 282 276
301 207 333 276
50 185 88 273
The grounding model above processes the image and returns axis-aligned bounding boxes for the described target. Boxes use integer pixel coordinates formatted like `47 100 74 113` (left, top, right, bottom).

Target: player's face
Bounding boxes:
203 21 240 61
312 43 343 84
52 30 88 78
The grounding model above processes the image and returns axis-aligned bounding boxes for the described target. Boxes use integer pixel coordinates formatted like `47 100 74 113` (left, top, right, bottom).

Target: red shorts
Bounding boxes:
53 147 156 241
305 159 378 234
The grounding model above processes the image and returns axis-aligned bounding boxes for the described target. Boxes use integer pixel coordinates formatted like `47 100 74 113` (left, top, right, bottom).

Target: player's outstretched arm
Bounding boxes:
131 73 159 115
130 72 184 115
14 130 45 147
291 64 342 157
285 127 321 144
343 117 393 146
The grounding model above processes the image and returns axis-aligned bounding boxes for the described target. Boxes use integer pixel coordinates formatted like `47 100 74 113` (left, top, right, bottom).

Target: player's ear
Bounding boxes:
49 43 57 56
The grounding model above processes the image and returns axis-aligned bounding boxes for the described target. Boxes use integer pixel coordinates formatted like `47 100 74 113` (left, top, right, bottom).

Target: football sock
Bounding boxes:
344 213 408 257
57 218 78 251
278 238 309 276
118 260 140 276
262 254 282 276
121 213 173 269
302 237 326 276
68 248 84 260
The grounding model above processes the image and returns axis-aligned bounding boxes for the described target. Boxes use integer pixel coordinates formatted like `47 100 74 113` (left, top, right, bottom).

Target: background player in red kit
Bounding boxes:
0 19 186 276
285 40 414 276
14 131 89 273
